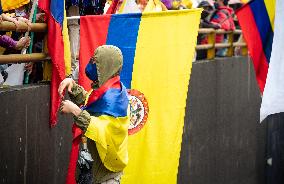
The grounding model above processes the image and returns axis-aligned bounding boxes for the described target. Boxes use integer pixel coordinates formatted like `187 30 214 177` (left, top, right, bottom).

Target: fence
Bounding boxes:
0 21 48 64
0 21 248 66
196 29 248 59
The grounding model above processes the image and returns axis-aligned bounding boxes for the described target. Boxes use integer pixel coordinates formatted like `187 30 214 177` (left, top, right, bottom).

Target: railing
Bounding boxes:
196 28 248 60
0 21 49 65
0 23 248 66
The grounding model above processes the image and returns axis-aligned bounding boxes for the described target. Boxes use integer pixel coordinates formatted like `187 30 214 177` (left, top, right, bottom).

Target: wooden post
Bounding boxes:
0 53 49 64
207 31 216 60
226 32 234 57
241 46 248 56
43 36 52 81
0 21 47 32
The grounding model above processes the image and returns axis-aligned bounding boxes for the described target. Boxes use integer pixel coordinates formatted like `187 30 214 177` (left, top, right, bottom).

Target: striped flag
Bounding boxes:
260 0 284 121
236 0 275 93
79 10 201 183
38 0 71 126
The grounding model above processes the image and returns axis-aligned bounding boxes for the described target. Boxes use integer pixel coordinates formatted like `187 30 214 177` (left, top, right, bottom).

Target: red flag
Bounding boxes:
38 0 66 126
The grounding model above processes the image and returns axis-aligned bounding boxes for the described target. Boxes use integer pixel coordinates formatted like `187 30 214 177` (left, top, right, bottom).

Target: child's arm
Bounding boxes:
0 35 17 49
0 35 30 50
1 13 20 27
58 78 88 106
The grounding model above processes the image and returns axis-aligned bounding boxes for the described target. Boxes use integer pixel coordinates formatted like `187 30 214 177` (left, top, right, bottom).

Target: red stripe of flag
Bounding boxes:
39 0 66 126
65 14 112 184
236 3 269 93
79 15 112 91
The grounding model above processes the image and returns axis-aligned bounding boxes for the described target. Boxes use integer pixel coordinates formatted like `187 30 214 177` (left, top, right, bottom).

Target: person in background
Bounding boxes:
0 2 31 83
66 0 107 80
196 1 219 60
171 0 192 10
210 0 235 56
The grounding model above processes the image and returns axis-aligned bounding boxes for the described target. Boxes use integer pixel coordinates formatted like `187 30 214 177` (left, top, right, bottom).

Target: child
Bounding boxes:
59 45 130 184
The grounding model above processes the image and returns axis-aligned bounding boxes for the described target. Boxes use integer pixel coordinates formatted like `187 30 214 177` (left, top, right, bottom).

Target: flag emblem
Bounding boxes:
128 89 149 135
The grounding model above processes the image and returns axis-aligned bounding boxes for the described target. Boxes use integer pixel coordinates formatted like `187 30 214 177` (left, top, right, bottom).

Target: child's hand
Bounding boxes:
60 100 82 116
15 37 31 50
24 62 33 74
17 17 32 31
11 18 21 29
36 13 45 22
58 78 76 98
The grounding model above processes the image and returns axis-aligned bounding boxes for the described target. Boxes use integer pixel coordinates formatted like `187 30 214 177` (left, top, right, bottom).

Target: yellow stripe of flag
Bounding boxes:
121 9 201 184
63 7 71 76
264 0 276 31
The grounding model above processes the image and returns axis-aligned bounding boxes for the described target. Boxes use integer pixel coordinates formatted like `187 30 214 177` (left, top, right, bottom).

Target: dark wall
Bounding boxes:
0 56 266 184
0 85 73 184
178 57 266 184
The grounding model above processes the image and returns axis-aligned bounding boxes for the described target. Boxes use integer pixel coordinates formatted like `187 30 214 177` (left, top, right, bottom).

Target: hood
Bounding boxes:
93 45 123 87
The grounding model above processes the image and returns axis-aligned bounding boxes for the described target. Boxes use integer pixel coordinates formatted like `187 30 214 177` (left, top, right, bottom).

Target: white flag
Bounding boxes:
260 0 284 122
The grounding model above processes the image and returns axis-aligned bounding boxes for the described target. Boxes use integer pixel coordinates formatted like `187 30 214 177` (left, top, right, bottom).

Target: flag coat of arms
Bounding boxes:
78 10 201 183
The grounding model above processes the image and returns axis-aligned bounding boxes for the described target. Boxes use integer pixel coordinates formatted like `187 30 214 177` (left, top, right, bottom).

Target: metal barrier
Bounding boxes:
0 22 248 65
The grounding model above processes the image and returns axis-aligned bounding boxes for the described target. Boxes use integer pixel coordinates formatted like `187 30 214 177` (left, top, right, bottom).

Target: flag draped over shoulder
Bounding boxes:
1 0 29 11
236 0 275 93
260 0 283 122
38 0 71 126
79 9 201 183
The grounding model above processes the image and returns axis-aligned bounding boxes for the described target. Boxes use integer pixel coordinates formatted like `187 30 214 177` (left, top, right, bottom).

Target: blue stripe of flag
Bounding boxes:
106 13 142 89
50 0 64 26
250 0 274 63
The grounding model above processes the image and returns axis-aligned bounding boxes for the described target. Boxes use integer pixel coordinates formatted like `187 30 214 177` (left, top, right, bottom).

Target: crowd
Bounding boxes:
0 1 46 85
196 0 241 60
0 0 243 86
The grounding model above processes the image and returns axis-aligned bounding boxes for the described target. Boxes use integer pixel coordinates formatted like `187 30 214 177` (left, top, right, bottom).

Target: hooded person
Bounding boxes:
59 45 130 184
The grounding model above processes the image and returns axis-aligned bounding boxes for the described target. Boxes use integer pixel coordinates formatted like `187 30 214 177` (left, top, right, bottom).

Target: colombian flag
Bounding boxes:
236 0 275 93
39 0 71 126
79 10 201 183
1 0 29 11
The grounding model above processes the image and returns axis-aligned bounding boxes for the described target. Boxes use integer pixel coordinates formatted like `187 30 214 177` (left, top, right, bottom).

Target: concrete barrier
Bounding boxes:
0 85 73 184
0 56 266 184
178 57 266 184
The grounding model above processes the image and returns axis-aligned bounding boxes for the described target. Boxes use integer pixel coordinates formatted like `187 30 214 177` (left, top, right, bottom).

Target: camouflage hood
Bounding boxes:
93 45 123 87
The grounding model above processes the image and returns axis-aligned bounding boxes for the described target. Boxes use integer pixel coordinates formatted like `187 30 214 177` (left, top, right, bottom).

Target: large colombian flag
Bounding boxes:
236 0 275 93
39 0 71 126
79 9 201 183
